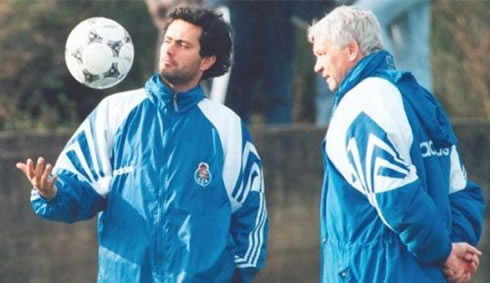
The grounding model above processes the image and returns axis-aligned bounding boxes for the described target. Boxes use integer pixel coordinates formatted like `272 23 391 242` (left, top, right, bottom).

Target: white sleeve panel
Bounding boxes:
54 88 147 197
198 99 243 212
326 77 418 196
449 145 468 194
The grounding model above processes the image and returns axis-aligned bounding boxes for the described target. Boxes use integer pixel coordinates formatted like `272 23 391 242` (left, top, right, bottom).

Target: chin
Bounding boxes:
327 82 337 92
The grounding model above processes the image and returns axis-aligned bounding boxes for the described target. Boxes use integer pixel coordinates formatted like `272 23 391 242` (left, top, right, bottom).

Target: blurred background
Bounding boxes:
0 0 488 130
0 0 488 282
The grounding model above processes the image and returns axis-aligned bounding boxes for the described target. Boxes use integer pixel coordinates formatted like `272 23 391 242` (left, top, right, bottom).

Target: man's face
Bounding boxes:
312 38 355 91
159 19 206 87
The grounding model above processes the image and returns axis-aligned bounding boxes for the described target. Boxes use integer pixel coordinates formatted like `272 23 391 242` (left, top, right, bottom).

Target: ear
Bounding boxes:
346 41 362 62
200 55 216 72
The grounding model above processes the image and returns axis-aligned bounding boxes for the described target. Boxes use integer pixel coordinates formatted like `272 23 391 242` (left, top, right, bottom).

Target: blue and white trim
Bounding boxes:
54 89 146 197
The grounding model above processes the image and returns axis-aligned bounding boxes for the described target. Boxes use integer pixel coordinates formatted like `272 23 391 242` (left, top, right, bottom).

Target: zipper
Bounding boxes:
154 108 172 276
160 107 174 276
173 92 179 112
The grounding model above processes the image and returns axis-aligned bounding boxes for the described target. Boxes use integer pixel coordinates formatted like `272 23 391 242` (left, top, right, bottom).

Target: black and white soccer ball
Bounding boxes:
65 17 134 89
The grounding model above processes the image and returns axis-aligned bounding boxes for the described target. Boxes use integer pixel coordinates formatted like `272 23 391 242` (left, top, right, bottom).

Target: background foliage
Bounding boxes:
432 0 489 119
0 0 488 130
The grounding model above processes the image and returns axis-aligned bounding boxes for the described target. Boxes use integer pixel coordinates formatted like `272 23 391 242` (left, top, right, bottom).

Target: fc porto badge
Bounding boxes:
194 162 212 187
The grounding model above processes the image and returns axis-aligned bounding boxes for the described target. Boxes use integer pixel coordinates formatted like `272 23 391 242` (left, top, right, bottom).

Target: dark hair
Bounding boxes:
166 7 232 80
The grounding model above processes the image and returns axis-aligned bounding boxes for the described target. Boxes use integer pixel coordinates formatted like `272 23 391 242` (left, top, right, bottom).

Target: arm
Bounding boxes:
231 187 268 283
447 146 485 245
229 124 268 283
30 168 108 223
18 99 115 223
374 182 452 264
17 90 146 223
345 112 452 264
199 101 269 282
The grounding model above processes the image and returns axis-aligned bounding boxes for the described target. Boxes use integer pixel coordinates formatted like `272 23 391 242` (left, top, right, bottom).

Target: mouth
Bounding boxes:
162 57 176 67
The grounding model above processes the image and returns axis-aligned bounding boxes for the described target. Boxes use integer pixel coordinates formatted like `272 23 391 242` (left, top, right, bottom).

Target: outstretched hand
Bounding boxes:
443 242 482 283
16 157 58 200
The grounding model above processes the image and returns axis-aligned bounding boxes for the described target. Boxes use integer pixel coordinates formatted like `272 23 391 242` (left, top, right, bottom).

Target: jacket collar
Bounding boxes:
144 73 205 112
334 50 396 110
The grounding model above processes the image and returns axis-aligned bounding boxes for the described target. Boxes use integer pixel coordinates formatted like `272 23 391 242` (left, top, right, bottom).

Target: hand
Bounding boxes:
16 157 58 200
463 249 480 273
443 242 482 283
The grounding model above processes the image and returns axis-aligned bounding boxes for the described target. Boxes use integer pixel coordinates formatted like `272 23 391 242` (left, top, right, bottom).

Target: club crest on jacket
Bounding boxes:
194 162 212 187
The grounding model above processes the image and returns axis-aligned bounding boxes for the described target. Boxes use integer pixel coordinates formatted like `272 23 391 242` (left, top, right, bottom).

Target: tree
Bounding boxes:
432 0 490 119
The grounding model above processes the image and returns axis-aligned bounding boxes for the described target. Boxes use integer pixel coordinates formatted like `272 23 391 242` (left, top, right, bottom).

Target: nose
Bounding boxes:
162 41 175 56
314 59 323 74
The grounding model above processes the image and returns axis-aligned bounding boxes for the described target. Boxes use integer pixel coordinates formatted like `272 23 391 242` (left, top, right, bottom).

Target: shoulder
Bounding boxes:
93 88 148 133
350 77 403 110
197 99 249 155
99 88 147 110
335 77 409 134
197 98 242 129
97 88 147 119
327 76 414 160
326 77 418 192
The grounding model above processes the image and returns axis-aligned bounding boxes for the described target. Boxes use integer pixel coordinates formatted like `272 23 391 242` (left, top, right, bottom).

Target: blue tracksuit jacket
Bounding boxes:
30 74 268 282
320 50 485 282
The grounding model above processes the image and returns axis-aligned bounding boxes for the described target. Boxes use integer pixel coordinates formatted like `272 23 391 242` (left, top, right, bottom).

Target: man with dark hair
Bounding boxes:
16 7 268 282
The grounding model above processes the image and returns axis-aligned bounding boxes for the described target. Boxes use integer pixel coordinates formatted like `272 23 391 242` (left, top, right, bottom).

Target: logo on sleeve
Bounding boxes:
345 112 411 194
194 162 212 187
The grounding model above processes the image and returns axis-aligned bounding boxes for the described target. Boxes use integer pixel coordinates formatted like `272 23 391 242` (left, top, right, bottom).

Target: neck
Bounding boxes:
159 75 200 93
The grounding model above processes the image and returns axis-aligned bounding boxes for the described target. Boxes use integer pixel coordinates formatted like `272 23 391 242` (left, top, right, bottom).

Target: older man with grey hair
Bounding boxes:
308 6 484 283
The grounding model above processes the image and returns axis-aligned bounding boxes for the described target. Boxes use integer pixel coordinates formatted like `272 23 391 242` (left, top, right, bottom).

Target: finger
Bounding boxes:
474 254 480 268
471 255 479 270
464 244 482 256
447 270 460 283
464 259 476 273
463 252 477 261
16 162 28 175
35 157 44 176
47 174 58 188
445 273 456 282
40 163 52 189
453 270 466 283
27 158 35 179
34 157 45 187
443 269 454 281
465 253 479 267
469 261 477 273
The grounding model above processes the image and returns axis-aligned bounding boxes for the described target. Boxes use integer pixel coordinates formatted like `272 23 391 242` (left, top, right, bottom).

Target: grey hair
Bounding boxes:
308 5 383 56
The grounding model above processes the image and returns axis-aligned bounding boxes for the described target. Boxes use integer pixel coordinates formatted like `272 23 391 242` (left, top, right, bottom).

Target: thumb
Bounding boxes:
464 244 482 256
16 162 28 175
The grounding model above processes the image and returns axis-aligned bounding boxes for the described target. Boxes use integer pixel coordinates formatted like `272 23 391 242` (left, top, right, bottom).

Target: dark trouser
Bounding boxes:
226 1 294 125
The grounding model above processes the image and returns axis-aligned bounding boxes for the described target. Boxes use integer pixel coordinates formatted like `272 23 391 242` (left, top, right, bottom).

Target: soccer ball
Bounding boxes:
65 17 134 89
